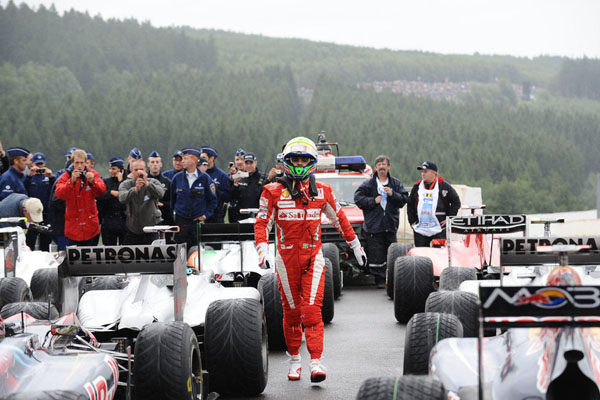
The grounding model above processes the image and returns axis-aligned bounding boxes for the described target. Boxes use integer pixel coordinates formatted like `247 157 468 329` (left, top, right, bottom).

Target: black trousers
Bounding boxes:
361 230 396 284
174 215 198 251
413 230 446 247
101 216 126 245
123 230 158 245
68 234 100 247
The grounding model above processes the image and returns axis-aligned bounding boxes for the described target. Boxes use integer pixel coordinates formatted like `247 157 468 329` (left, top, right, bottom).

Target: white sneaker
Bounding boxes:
288 354 302 380
310 358 327 383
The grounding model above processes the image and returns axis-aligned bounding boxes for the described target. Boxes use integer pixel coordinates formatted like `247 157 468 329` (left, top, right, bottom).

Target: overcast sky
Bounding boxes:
7 0 600 58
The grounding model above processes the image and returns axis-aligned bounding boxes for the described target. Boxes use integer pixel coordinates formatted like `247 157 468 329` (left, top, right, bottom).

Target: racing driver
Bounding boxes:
254 136 366 383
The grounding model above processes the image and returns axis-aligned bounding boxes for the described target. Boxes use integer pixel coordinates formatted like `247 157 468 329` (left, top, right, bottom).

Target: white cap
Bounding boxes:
23 198 43 223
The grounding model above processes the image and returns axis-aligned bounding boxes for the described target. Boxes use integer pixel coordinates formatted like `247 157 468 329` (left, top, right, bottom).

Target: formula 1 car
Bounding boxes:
313 133 372 298
1 217 63 309
12 226 269 398
358 244 600 400
390 212 528 324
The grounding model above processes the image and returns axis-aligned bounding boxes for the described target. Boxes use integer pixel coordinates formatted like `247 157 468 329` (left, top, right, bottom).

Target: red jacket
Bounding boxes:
254 178 356 253
55 169 106 241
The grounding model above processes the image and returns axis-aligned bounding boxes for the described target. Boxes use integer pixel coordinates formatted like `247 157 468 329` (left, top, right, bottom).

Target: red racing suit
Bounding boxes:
254 177 356 359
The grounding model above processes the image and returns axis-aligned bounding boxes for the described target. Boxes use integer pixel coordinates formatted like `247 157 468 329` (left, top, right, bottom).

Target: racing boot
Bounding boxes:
288 353 302 380
310 358 327 383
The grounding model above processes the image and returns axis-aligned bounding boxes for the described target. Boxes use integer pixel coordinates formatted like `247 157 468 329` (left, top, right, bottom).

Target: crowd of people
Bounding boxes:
0 140 283 251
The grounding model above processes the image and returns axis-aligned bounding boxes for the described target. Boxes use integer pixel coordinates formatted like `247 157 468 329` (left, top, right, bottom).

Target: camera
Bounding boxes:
36 168 46 174
67 164 88 176
229 161 234 167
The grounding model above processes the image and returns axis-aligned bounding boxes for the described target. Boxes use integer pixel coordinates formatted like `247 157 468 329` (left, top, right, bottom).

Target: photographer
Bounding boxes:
228 148 246 176
55 149 106 246
229 153 265 223
24 152 54 250
97 157 126 245
119 158 165 245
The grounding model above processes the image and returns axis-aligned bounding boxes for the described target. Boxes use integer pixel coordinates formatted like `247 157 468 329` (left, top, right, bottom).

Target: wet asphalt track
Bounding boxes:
228 285 406 400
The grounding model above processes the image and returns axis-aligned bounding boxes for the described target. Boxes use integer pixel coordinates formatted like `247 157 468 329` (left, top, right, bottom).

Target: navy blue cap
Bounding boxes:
65 147 78 157
201 146 218 159
417 161 438 172
109 157 124 167
129 147 142 159
148 151 160 158
172 150 183 158
182 147 201 158
6 147 30 158
244 153 257 162
235 148 246 157
32 152 46 164
86 152 95 161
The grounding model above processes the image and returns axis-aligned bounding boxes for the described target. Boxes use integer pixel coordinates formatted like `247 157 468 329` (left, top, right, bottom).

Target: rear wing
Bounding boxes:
58 244 188 321
479 285 600 329
197 223 275 244
448 214 527 235
500 236 600 266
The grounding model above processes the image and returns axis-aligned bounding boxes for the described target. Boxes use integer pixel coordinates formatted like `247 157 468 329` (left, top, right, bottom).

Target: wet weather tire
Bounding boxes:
439 267 477 291
386 243 413 299
322 258 335 323
0 277 32 309
30 268 59 304
357 376 446 400
322 243 342 299
403 312 463 375
393 256 434 323
0 301 59 320
205 298 268 396
134 321 202 400
425 291 479 337
258 272 286 351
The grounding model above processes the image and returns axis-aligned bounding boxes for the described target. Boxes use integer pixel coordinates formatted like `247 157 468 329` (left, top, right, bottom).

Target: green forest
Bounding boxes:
1 2 599 213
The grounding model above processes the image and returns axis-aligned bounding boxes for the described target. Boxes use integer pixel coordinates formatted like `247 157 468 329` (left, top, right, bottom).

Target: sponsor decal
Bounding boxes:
278 209 305 220
306 209 321 220
281 189 291 199
68 246 177 265
502 237 599 253
257 212 267 219
483 286 600 310
315 188 324 199
277 200 296 208
259 197 268 207
452 214 526 233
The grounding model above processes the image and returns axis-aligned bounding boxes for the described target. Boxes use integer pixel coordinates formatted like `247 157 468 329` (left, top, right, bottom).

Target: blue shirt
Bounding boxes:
0 167 27 201
162 168 181 181
170 168 218 220
0 193 27 227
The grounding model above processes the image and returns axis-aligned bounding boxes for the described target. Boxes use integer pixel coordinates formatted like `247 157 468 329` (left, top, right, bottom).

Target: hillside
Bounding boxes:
1 2 599 213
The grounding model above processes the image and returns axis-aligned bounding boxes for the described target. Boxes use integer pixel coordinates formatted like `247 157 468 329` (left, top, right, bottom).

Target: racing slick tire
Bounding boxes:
258 272 286 351
439 267 477 291
30 268 59 305
322 242 342 299
357 376 446 400
1 301 59 320
322 258 335 324
0 277 32 309
4 391 88 400
204 298 268 396
403 312 463 375
134 321 203 400
386 242 413 299
393 256 434 323
425 291 479 337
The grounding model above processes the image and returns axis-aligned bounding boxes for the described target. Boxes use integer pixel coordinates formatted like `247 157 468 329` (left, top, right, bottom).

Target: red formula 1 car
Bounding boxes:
313 133 372 299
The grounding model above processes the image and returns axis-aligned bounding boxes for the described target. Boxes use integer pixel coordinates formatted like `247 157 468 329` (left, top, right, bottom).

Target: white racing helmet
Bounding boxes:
282 137 318 181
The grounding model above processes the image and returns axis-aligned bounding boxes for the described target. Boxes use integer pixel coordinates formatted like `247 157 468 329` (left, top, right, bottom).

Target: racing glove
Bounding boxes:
348 237 367 267
256 242 271 269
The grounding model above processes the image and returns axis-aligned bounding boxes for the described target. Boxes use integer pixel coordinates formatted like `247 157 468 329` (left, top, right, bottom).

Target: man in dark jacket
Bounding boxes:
201 146 231 224
24 152 54 250
354 155 408 288
229 153 265 223
0 147 30 201
407 161 461 247
97 157 127 245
